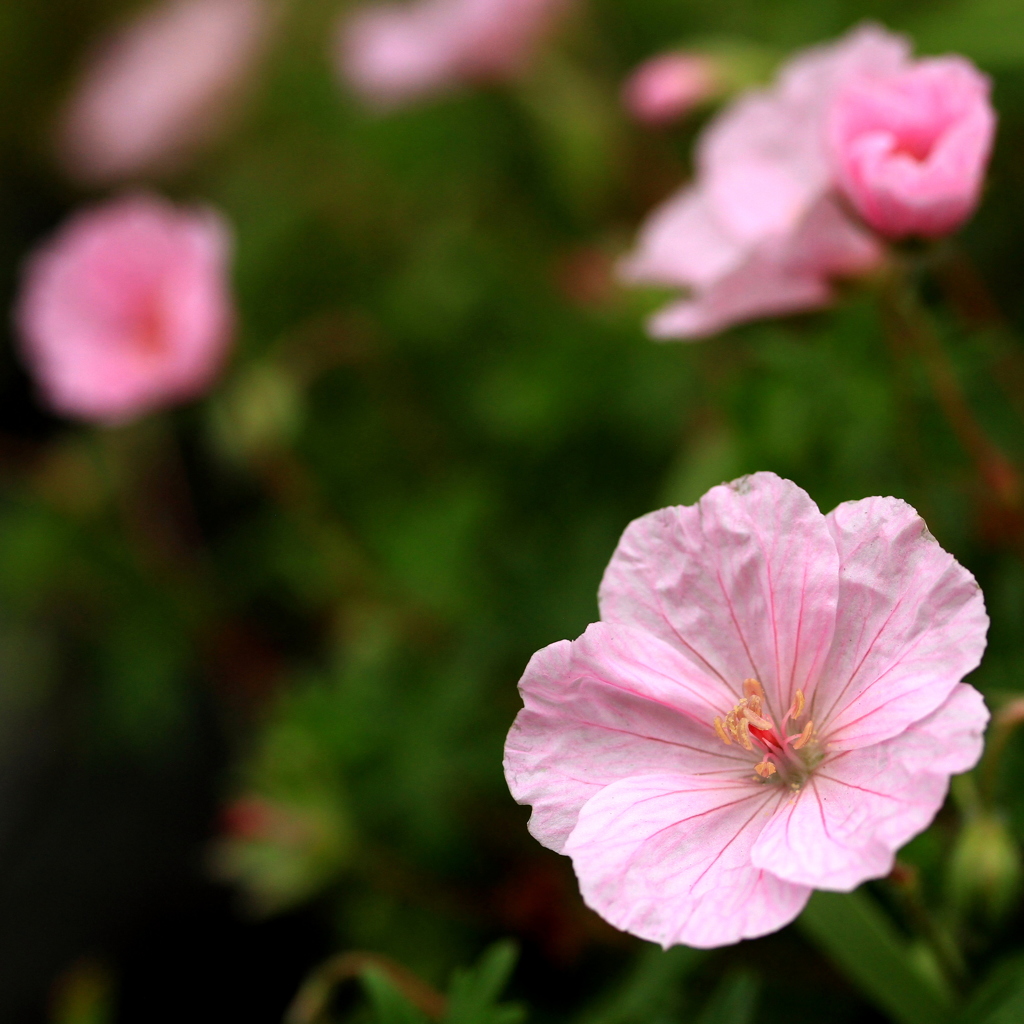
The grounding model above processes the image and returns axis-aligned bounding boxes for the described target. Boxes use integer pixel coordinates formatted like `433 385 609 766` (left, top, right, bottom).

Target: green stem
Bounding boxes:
879 261 1022 512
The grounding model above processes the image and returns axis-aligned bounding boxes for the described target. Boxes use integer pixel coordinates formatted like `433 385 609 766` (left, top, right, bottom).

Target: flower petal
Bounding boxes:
504 622 748 852
816 496 988 749
645 257 831 341
618 186 744 291
564 773 811 948
598 473 839 721
751 683 988 889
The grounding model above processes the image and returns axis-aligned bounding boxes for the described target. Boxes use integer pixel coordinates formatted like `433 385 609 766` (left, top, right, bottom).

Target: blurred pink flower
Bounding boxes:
16 194 234 424
622 52 718 126
829 58 995 238
620 24 917 339
505 472 989 948
338 0 569 108
57 0 272 183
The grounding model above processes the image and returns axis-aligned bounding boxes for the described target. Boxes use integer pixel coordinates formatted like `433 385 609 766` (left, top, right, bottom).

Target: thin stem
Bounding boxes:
933 243 1024 432
879 262 1023 512
887 863 967 992
285 952 447 1024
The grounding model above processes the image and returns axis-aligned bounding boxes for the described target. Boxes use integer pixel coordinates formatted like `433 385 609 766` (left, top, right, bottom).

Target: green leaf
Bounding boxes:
576 945 704 1024
798 890 953 1024
362 967 431 1024
955 954 1024 1024
444 941 525 1024
694 970 759 1024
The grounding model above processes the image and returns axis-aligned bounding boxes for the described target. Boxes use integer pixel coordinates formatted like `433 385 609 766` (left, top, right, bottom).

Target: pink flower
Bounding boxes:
620 24 904 339
622 52 719 126
828 58 995 239
57 0 272 183
338 0 568 108
504 473 989 948
16 194 234 424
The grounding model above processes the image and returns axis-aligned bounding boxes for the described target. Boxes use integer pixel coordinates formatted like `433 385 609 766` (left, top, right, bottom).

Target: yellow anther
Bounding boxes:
744 709 774 731
713 717 732 745
789 689 805 720
790 721 815 750
743 678 764 699
735 717 754 751
754 760 777 778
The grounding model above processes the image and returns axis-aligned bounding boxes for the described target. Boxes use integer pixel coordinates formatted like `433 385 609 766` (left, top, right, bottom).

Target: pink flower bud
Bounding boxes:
622 52 718 126
829 57 996 238
337 0 569 109
16 194 235 424
57 0 272 183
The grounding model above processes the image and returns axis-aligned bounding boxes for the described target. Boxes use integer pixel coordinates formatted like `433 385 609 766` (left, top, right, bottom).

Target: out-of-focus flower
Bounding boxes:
622 52 719 126
337 0 569 109
16 194 234 424
620 24 903 339
948 812 1021 923
208 360 304 465
829 58 995 239
212 793 352 916
57 0 272 183
505 472 989 948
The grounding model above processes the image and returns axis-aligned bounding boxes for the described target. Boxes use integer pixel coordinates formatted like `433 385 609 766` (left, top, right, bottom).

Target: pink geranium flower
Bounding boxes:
57 0 272 183
829 57 995 238
504 473 989 948
622 52 719 126
621 24 996 339
16 194 234 424
619 24 900 340
337 0 569 108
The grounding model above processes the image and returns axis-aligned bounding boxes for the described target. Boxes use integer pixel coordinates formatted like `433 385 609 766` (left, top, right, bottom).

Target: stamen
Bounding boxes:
742 696 774 731
735 716 754 751
754 759 777 778
743 678 764 700
790 721 815 750
789 689 805 720
713 717 731 745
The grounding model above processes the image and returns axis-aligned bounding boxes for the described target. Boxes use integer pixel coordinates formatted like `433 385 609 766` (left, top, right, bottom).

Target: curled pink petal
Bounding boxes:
829 56 996 238
506 473 989 947
16 193 234 424
57 0 272 183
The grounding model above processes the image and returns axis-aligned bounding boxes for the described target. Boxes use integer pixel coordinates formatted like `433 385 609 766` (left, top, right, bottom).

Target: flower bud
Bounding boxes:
622 52 720 126
208 360 303 464
828 56 996 239
948 813 1022 923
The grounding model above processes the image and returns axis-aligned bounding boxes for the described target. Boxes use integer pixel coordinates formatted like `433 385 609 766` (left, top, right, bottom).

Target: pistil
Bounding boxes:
713 679 818 781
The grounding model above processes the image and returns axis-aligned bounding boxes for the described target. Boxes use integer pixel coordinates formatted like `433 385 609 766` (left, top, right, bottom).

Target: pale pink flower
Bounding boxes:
622 52 719 126
504 473 989 949
57 0 272 183
338 0 568 108
619 24 910 339
828 58 995 239
16 194 234 424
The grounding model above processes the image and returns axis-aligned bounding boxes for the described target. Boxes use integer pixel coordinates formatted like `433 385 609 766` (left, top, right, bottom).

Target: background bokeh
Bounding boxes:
3 0 1024 1021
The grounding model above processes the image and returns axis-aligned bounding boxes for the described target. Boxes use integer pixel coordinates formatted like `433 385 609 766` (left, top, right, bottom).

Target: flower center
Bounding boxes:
713 678 817 783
